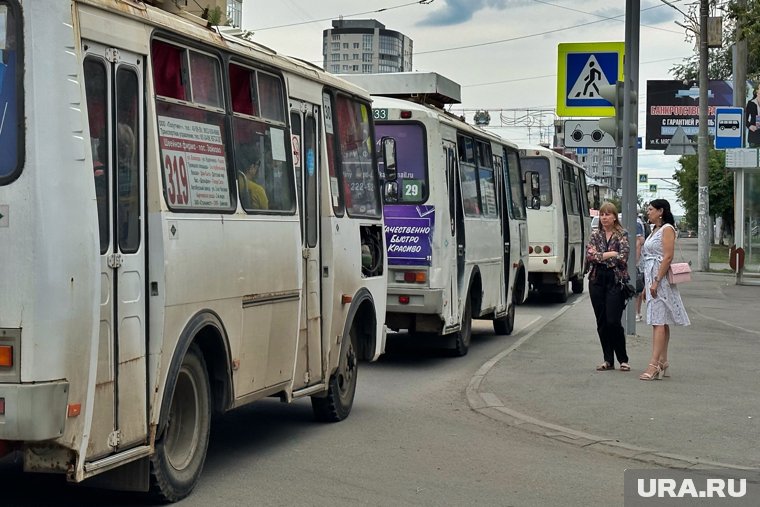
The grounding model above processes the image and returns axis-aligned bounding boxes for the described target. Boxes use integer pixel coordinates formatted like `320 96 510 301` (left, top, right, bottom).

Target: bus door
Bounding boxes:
290 101 323 389
559 162 571 278
494 153 510 307
443 140 462 324
83 44 147 459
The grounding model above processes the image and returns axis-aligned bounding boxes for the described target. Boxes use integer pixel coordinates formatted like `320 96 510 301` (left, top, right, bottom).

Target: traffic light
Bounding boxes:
598 80 637 146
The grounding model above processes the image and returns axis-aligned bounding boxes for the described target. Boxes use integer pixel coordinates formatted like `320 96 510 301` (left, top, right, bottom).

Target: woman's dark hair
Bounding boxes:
649 198 675 226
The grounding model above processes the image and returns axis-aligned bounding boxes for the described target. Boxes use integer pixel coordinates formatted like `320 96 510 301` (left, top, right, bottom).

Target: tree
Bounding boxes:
669 0 760 82
672 148 734 242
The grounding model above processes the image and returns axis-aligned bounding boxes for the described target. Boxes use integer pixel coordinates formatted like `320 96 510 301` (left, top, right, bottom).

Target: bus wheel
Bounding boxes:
556 282 569 303
571 275 584 294
450 294 472 356
150 344 211 502
493 302 515 335
312 325 358 422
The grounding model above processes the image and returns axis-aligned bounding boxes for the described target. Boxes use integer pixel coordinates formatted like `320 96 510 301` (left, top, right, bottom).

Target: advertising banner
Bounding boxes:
384 204 435 266
645 80 735 150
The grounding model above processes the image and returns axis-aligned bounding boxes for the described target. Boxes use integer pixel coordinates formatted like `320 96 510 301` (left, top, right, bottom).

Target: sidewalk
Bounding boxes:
468 271 760 469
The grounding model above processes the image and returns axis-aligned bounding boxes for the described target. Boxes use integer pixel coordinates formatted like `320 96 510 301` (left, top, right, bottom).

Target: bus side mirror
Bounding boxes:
384 181 399 203
381 136 397 182
525 171 540 209
589 184 600 210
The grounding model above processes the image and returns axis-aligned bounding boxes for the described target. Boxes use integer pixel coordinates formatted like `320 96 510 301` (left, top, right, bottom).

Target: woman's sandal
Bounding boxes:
619 362 631 371
639 363 662 381
596 362 614 371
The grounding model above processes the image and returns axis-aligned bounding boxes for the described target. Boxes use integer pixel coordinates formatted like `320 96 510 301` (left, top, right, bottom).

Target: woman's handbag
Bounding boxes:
667 262 692 284
621 281 637 301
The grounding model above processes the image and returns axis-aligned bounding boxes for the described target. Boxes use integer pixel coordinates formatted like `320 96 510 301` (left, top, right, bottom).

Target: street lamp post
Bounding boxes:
697 0 710 271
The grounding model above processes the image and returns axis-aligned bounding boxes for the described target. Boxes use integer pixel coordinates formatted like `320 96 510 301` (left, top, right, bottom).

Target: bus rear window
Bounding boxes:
333 95 380 217
0 2 22 183
520 156 552 206
375 123 426 203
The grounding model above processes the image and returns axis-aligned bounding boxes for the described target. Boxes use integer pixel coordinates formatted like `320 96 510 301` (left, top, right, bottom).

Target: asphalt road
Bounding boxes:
0 293 656 506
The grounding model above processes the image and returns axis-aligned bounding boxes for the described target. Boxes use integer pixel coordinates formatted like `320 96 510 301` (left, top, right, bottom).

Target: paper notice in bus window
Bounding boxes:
322 92 334 135
0 8 6 50
157 116 231 209
269 127 286 161
330 176 340 207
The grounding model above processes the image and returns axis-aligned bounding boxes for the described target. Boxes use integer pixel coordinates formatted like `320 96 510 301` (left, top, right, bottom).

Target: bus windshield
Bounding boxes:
0 2 21 182
375 123 427 204
520 156 552 206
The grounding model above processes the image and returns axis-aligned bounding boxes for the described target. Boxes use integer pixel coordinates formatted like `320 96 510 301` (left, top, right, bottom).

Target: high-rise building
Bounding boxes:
322 19 413 74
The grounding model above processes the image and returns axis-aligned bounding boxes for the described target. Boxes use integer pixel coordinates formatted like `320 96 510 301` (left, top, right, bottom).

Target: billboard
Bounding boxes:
645 80 735 150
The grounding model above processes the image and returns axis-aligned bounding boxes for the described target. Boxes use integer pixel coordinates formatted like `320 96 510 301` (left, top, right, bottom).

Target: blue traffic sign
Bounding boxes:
714 106 743 149
557 42 625 117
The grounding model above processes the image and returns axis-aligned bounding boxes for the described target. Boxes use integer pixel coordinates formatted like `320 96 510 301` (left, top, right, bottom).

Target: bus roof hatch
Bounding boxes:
337 72 461 108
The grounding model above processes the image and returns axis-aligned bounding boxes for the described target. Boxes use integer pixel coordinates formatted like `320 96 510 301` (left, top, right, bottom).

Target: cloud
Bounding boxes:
593 4 678 26
416 0 513 27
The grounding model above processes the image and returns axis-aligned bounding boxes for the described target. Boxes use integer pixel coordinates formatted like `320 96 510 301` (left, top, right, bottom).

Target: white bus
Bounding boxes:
519 146 592 301
342 73 534 356
0 1 394 501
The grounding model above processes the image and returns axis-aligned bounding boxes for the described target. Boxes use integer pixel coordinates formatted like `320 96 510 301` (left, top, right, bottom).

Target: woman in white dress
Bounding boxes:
639 199 690 381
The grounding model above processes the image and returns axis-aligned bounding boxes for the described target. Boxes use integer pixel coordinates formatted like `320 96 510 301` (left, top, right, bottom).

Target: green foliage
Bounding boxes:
669 0 760 83
672 148 734 231
206 6 227 26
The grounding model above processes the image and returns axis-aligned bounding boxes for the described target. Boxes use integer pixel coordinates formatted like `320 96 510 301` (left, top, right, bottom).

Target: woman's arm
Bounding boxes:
654 226 676 284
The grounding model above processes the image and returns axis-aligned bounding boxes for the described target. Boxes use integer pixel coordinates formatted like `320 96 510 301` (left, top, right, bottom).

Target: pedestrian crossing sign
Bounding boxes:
557 42 625 117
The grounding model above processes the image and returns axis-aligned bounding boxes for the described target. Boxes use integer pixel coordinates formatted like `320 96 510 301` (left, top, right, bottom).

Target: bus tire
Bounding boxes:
571 275 584 294
312 324 358 422
449 294 472 356
493 302 515 335
556 282 569 303
150 344 211 503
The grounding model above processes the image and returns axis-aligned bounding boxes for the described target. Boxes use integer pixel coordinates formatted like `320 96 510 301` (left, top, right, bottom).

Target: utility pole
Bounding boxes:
697 0 710 271
733 0 747 282
623 0 640 333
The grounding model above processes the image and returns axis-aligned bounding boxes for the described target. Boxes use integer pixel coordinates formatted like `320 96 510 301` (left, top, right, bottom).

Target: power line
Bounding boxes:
415 2 681 56
530 0 683 35
460 56 688 88
252 1 430 31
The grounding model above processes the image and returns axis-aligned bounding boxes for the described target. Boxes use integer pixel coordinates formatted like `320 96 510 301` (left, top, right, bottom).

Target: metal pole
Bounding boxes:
623 0 640 334
697 0 710 271
733 0 747 283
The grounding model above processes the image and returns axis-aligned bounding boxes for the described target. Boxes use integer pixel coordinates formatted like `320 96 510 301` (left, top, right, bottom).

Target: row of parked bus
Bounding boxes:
0 0 590 501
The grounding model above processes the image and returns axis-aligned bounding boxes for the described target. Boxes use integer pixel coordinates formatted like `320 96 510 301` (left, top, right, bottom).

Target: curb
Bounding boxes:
466 294 753 471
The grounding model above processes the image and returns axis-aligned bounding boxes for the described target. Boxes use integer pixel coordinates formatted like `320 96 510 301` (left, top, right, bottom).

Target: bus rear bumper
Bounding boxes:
386 286 443 314
0 381 69 440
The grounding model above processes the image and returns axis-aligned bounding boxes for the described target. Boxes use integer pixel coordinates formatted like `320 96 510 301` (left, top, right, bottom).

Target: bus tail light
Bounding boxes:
0 398 4 415
398 296 410 305
528 246 533 254
543 245 551 254
400 110 412 119
403 271 426 283
0 346 12 367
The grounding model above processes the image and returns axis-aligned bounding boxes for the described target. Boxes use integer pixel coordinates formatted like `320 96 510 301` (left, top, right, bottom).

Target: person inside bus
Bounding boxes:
237 149 269 210
585 202 631 372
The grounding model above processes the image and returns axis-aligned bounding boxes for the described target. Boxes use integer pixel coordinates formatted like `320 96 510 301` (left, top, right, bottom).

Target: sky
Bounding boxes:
242 0 697 214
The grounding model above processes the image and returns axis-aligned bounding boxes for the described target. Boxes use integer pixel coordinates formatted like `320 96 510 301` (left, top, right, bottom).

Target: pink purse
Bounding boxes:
667 262 692 284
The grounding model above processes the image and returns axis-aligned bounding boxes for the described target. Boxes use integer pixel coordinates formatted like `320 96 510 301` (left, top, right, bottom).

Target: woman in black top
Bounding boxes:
585 202 631 372
745 84 760 147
